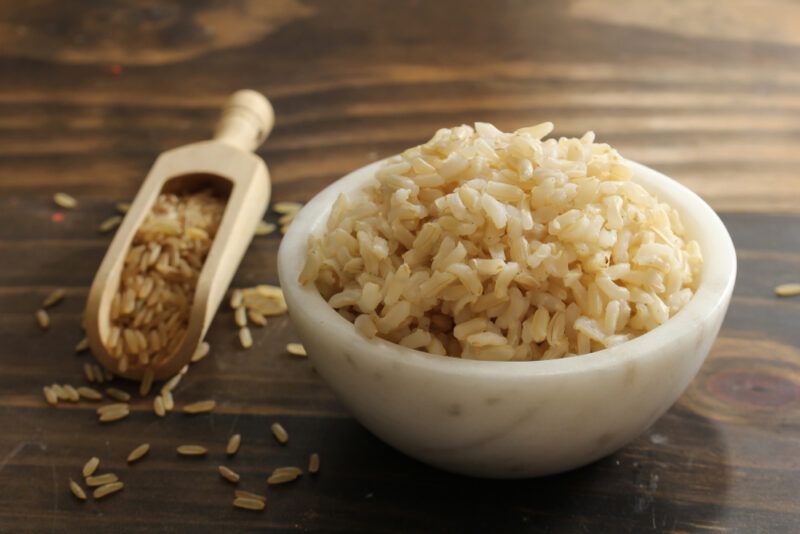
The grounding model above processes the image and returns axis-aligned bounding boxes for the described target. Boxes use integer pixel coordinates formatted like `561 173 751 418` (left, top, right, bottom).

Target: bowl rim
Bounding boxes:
278 156 737 379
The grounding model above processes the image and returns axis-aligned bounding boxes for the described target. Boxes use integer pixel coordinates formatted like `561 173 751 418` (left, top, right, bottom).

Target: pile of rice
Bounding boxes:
300 123 702 360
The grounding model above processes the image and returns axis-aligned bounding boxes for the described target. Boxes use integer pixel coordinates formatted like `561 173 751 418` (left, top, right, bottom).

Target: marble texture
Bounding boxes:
277 159 736 478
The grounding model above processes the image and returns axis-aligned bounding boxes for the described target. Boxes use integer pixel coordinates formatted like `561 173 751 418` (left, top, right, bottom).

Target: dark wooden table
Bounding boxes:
1 1 798 532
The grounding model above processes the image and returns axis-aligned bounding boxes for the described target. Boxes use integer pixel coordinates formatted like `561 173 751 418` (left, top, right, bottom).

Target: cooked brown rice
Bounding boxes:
301 123 703 360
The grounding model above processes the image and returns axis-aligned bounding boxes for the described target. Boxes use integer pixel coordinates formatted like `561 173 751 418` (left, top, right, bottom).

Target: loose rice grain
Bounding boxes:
43 386 58 406
83 362 95 383
105 388 131 402
176 445 207 456
93 481 124 499
191 341 210 362
235 490 266 502
308 452 320 474
162 390 174 411
238 327 253 349
234 306 247 327
255 221 277 236
35 309 50 330
233 497 265 511
270 422 288 444
267 466 302 485
63 384 80 402
218 465 240 483
82 457 100 477
139 368 154 396
85 473 118 487
99 215 123 233
286 342 307 357
75 337 90 353
77 386 103 401
273 201 303 214
153 395 166 417
42 288 66 308
226 434 241 456
247 310 267 326
53 192 77 209
183 400 216 414
127 443 150 463
774 283 800 297
69 479 87 500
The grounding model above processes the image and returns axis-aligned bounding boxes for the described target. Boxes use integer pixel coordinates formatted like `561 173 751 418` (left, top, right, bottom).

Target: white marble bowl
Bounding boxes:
277 159 736 478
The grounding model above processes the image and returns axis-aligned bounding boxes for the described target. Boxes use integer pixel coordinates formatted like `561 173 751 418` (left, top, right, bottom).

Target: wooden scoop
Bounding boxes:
86 90 274 381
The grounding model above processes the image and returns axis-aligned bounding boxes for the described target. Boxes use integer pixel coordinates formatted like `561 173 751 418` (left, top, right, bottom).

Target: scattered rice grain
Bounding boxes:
238 327 253 349
53 192 77 209
273 201 303 214
267 466 302 485
82 457 100 478
42 288 66 308
176 445 208 456
85 473 118 487
69 479 87 501
308 452 320 474
235 490 266 502
270 422 288 444
35 309 50 330
99 215 123 233
62 384 80 402
218 465 240 483
153 395 166 417
255 221 277 236
226 434 241 456
77 386 103 401
127 443 150 463
774 283 800 297
286 342 307 357
247 310 267 326
75 337 90 353
183 400 216 414
191 341 210 362
43 386 58 406
139 367 154 396
105 388 130 402
233 497 265 511
93 481 124 499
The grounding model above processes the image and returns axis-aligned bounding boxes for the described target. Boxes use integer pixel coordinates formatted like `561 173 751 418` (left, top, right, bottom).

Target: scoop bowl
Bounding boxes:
277 158 736 478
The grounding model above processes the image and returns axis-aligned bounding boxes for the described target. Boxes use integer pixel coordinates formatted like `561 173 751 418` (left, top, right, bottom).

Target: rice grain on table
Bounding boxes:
233 497 265 511
98 406 130 423
255 221 277 236
161 373 182 393
226 434 241 456
35 309 50 330
774 283 800 297
235 490 266 502
308 452 320 474
153 395 166 417
53 192 77 209
75 337 90 353
91 364 106 384
191 342 210 363
301 122 703 360
97 403 129 415
218 465 240 483
139 368 154 396
267 467 302 485
69 479 87 501
270 422 288 444
62 384 80 402
82 457 100 477
42 288 66 308
99 215 123 233
238 327 253 349
93 481 124 499
77 386 103 401
162 390 174 411
127 443 150 463
85 473 118 487
183 400 216 414
273 201 303 214
105 388 131 402
43 386 58 406
51 384 68 401
247 310 267 326
286 342 307 357
230 289 243 309
83 362 95 383
177 445 208 456
234 306 247 327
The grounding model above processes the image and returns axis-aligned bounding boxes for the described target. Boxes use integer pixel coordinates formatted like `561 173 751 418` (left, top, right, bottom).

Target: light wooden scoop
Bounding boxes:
86 90 274 381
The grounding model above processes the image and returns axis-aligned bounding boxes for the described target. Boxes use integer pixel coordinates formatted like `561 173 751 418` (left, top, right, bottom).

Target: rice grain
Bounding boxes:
35 309 50 330
85 473 118 487
226 434 241 456
127 443 150 463
286 342 307 357
93 481 124 499
99 215 123 233
53 192 77 209
308 452 320 474
75 337 90 353
43 386 58 406
177 445 208 456
183 400 216 414
255 221 277 236
238 327 253 349
774 283 800 297
42 288 66 308
247 310 267 326
82 457 100 477
267 467 302 485
235 490 266 502
270 422 288 444
69 479 87 501
105 388 131 402
191 341 210 362
233 497 265 511
153 395 166 417
218 465 240 483
139 368 154 396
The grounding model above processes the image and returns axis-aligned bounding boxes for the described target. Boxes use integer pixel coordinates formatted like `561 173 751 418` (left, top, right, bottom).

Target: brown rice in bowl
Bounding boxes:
299 123 702 361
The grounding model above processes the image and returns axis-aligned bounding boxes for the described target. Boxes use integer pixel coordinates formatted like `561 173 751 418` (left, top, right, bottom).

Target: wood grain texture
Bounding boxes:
0 1 798 532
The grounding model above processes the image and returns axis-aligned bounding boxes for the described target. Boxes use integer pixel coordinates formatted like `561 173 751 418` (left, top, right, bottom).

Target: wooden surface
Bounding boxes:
0 1 798 532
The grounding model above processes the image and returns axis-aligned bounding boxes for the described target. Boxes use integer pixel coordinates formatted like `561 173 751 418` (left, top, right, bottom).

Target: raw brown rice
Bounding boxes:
99 215 123 233
774 283 800 297
230 289 243 309
233 497 265 511
162 390 174 411
153 395 166 417
63 384 80 402
85 473 118 487
69 478 87 500
176 445 208 456
235 490 266 502
308 452 320 474
105 191 225 372
270 422 288 444
43 386 58 406
105 388 131 402
139 368 154 396
301 123 703 360
218 465 240 483
238 327 253 349
286 342 307 357
255 221 277 236
42 288 66 308
247 310 267 326
191 342 210 362
226 434 241 456
267 466 302 485
82 457 100 477
35 309 50 330
127 443 150 463
75 337 90 353
98 406 130 423
77 386 103 401
234 306 247 327
53 192 77 209
51 384 68 401
183 400 216 414
93 481 124 499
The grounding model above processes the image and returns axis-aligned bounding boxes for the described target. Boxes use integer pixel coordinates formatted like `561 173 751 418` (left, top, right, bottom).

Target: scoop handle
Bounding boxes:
214 89 274 152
